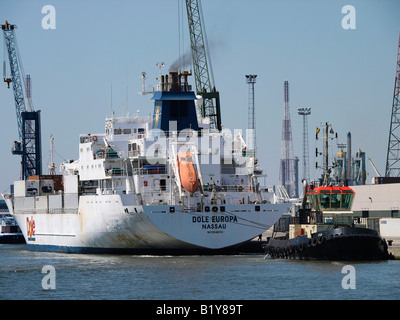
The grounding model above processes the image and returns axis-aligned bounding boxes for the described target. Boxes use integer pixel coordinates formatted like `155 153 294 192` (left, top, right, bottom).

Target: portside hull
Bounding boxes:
264 227 394 261
10 194 291 254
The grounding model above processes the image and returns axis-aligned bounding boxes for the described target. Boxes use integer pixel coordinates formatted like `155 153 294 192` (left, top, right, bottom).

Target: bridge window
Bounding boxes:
319 194 330 209
341 193 354 209
317 192 354 210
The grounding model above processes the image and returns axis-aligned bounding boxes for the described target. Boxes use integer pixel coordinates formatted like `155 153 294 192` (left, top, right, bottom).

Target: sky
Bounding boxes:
0 0 399 193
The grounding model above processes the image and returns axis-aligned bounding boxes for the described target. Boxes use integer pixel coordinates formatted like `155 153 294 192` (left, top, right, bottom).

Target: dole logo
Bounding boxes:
26 216 35 241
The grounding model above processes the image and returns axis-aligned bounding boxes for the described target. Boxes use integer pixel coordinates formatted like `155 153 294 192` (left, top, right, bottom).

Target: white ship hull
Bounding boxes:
5 194 290 253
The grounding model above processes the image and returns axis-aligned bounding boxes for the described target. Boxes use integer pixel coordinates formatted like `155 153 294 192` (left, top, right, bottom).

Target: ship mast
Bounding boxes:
316 122 337 186
48 134 56 175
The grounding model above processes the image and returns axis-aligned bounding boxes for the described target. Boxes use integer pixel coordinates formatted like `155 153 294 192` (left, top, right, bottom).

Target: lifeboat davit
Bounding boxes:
177 152 199 194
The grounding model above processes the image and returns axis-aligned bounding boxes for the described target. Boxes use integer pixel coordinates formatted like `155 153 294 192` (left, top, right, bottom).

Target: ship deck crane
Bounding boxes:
2 20 42 180
185 0 222 131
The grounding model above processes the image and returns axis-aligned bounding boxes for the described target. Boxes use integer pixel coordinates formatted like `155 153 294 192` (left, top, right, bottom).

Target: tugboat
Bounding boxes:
263 123 393 261
264 182 393 260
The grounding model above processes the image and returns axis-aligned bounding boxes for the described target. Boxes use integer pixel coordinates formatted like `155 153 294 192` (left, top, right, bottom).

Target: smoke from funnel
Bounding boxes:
169 51 192 72
169 37 227 74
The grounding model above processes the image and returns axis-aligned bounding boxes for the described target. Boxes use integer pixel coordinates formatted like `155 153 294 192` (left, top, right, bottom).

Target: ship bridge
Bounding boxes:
306 186 355 212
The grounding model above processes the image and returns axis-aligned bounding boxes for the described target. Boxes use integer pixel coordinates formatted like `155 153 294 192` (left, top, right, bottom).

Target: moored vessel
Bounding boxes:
264 183 393 260
264 123 393 261
0 200 24 244
2 71 291 254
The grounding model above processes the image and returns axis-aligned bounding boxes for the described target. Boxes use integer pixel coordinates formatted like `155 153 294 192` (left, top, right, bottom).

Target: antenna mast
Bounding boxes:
49 134 56 175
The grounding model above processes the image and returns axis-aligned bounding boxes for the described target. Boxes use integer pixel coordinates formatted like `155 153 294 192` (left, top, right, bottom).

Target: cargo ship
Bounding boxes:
2 71 291 254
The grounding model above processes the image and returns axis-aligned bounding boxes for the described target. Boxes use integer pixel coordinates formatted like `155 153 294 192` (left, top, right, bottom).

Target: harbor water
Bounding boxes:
1 244 399 300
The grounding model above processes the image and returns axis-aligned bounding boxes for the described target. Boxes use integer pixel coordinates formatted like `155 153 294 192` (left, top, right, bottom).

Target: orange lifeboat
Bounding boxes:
177 151 199 194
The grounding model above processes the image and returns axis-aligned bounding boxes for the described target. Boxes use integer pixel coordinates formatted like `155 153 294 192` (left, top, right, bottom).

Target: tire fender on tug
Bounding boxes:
317 236 326 245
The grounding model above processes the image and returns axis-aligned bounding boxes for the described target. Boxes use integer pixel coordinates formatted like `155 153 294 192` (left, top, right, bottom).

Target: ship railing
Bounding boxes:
105 168 126 177
48 208 78 214
147 130 202 139
12 208 78 215
97 188 130 196
138 183 247 195
202 184 247 193
324 215 369 227
95 150 121 160
155 84 192 92
132 168 167 175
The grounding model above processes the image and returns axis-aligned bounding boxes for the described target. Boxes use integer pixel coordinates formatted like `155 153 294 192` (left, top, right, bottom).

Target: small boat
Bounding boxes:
0 203 25 244
177 152 199 195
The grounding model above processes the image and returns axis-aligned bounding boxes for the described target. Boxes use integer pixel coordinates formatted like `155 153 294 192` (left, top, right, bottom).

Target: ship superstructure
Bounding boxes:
3 71 291 253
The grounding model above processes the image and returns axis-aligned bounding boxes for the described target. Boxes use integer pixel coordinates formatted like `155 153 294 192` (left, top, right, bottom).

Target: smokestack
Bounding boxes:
161 75 165 91
169 71 179 92
181 71 191 91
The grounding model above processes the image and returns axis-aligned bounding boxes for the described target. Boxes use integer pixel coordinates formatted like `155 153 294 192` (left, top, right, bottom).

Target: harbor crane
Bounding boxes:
2 20 42 180
185 0 222 131
385 32 400 177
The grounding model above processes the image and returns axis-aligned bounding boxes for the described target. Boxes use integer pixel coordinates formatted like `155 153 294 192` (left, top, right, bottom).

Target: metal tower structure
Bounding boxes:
2 21 42 180
246 74 257 154
315 122 337 185
385 32 400 177
186 0 222 131
279 80 298 198
48 134 56 175
298 107 311 183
